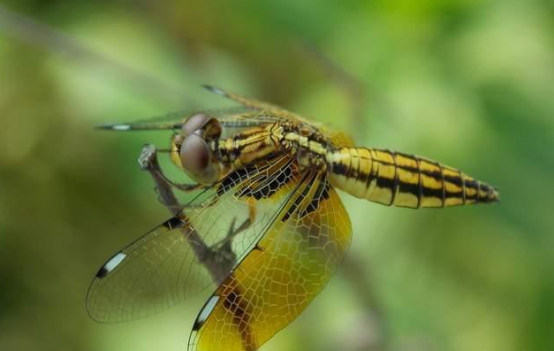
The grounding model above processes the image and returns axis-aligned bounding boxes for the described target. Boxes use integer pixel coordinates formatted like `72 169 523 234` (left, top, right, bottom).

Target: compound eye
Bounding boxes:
180 134 211 175
182 113 211 137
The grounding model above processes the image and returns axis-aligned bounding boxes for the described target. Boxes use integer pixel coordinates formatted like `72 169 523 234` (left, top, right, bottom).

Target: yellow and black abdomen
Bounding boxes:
327 147 499 208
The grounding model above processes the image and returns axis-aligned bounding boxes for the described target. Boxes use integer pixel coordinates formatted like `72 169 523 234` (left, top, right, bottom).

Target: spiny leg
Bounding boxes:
154 170 203 193
138 144 203 212
139 143 237 284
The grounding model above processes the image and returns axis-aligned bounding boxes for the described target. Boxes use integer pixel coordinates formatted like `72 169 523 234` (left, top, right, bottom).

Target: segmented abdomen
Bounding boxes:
327 147 499 208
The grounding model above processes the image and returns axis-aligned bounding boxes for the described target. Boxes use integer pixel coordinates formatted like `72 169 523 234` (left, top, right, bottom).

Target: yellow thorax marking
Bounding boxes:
283 131 327 156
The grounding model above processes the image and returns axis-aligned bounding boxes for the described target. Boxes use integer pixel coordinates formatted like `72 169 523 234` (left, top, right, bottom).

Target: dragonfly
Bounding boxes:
88 86 499 351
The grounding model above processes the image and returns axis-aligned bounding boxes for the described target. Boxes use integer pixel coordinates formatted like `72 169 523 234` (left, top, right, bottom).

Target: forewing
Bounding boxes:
203 85 357 144
188 173 352 351
203 85 282 112
323 127 355 147
203 85 309 124
97 106 279 132
87 154 304 322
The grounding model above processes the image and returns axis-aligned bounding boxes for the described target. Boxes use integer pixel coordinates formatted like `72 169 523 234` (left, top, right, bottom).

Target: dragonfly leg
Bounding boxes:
154 170 203 193
138 144 202 193
139 144 235 284
138 144 192 212
138 144 206 210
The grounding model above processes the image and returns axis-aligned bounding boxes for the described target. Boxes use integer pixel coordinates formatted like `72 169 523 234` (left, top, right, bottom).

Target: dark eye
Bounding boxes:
180 134 211 175
182 113 210 137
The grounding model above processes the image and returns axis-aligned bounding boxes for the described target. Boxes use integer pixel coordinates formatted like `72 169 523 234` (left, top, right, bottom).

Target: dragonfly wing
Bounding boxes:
97 106 281 132
188 173 352 351
87 154 305 322
323 127 355 147
203 85 312 124
203 85 358 146
203 85 281 111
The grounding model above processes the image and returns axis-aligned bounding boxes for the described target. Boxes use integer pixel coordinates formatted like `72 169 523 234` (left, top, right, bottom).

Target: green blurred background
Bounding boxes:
0 1 553 350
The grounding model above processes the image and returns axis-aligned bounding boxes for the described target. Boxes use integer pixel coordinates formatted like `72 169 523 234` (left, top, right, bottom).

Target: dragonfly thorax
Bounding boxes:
282 127 331 172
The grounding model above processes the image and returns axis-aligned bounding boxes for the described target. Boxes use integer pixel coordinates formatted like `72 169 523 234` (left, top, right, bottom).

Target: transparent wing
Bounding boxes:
86 154 306 322
188 173 353 351
97 106 285 132
203 85 284 112
203 85 356 145
99 85 321 134
203 85 308 124
324 127 355 147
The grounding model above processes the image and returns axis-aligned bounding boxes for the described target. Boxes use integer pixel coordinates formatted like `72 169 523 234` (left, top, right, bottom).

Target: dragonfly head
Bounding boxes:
175 113 222 184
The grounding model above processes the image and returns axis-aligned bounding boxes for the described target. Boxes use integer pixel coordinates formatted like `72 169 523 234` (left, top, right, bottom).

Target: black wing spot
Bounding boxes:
299 180 330 218
162 216 184 230
217 166 255 197
281 173 320 222
238 163 294 200
96 267 109 279
95 252 127 278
